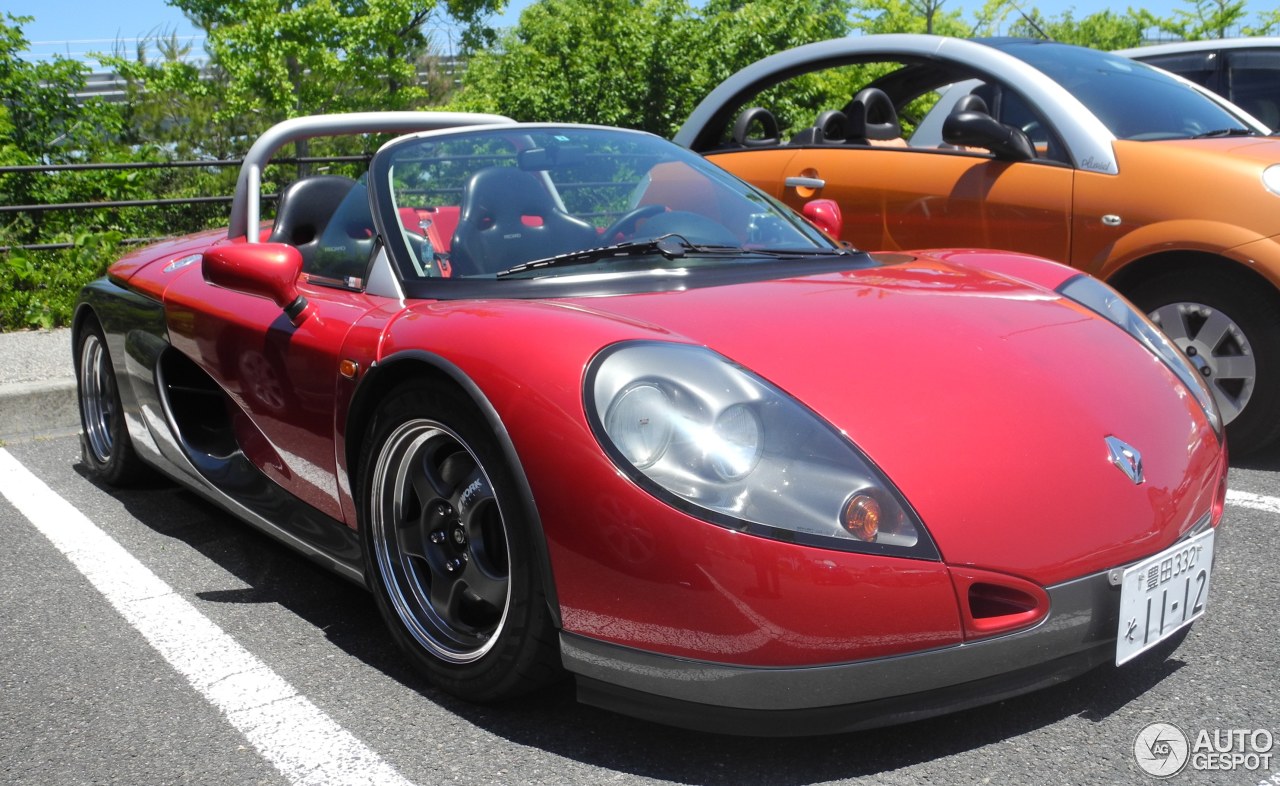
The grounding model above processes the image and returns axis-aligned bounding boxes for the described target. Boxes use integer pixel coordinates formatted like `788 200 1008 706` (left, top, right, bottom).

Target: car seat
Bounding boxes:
449 167 598 275
847 88 906 147
267 175 358 269
731 107 782 147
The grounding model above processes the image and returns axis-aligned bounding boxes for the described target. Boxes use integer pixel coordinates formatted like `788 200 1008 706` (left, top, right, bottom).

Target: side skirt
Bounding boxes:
77 280 365 585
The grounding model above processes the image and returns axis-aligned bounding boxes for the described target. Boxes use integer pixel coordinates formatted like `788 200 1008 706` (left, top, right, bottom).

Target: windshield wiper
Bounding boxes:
740 246 855 258
497 235 745 277
1192 127 1255 139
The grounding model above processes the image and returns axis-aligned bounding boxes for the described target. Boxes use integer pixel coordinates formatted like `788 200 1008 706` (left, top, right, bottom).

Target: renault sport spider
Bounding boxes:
73 112 1226 735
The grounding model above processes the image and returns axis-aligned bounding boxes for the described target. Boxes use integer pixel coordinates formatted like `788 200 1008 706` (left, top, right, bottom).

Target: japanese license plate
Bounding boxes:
1116 528 1214 665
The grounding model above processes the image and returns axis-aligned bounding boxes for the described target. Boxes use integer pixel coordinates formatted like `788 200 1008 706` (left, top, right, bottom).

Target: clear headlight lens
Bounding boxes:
605 383 674 468
587 341 937 558
1263 164 1280 197
1057 274 1222 439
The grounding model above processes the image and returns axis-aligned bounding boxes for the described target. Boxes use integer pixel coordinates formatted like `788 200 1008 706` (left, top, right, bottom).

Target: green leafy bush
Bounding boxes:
1 232 121 330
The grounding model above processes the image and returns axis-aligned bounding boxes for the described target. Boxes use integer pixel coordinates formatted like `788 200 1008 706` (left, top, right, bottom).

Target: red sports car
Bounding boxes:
74 112 1226 735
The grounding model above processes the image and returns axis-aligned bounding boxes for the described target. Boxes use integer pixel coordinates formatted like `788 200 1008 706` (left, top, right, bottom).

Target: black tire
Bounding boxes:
357 379 560 701
75 319 148 485
1126 271 1280 455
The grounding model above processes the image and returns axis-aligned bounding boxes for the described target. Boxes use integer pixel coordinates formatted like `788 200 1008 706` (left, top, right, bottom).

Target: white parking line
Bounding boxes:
0 449 417 786
1226 489 1280 515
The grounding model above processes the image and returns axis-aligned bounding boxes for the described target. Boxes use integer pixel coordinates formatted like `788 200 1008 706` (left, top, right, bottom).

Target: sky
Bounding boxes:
6 0 1227 64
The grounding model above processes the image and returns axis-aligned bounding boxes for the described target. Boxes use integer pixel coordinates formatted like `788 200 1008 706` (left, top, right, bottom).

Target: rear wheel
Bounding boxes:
75 320 147 485
1127 272 1280 455
358 380 559 701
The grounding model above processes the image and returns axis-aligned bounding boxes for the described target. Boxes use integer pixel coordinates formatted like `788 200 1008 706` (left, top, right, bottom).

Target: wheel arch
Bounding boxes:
71 300 99 345
1107 249 1280 454
1105 249 1280 303
345 351 563 629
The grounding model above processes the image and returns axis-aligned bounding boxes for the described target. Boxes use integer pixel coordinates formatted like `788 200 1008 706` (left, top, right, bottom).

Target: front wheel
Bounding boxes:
1128 272 1280 455
358 380 560 701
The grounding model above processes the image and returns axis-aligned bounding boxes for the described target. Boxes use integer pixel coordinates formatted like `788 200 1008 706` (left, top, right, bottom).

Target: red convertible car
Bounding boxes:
74 113 1226 735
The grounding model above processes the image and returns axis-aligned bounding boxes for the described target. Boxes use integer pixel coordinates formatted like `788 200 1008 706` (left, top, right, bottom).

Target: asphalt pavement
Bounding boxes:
0 328 78 441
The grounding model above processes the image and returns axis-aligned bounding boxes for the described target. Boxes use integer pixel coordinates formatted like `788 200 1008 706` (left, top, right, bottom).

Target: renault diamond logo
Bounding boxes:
1106 436 1144 485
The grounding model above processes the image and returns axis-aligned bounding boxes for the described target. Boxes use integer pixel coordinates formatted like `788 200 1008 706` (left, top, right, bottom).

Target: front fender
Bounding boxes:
340 346 563 627
1095 220 1280 287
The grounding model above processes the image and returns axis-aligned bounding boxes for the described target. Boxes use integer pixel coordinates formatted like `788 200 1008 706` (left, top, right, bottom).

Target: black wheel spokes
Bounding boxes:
376 420 511 662
456 471 509 610
396 435 460 563
424 453 508 640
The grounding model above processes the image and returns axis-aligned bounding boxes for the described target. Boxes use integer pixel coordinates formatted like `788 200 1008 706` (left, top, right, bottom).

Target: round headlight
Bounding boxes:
587 341 939 559
1263 164 1280 197
604 383 673 469
706 404 763 481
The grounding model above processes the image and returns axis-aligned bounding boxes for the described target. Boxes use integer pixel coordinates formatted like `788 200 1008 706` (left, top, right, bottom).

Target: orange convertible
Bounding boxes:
676 35 1280 453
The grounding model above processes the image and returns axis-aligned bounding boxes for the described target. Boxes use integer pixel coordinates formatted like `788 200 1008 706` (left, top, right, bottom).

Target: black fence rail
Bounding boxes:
1 155 373 252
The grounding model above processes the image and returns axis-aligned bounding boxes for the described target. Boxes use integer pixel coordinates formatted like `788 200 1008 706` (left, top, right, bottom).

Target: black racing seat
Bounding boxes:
268 175 357 251
269 175 379 282
449 167 597 276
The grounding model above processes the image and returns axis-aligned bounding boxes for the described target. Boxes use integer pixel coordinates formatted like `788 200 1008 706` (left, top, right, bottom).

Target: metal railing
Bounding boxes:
0 155 372 252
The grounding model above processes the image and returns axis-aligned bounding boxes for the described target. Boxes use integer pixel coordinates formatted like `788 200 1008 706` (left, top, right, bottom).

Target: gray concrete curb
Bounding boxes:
0 329 79 441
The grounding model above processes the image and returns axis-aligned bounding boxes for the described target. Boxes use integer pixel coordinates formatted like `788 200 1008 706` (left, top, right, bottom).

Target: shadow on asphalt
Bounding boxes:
77 460 1191 786
1230 438 1280 472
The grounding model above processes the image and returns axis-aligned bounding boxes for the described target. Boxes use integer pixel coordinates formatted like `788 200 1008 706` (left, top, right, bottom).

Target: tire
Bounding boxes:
358 379 560 701
75 320 148 485
1127 271 1280 455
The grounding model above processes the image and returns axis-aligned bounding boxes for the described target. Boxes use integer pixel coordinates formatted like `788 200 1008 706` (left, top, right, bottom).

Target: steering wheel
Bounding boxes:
601 204 666 242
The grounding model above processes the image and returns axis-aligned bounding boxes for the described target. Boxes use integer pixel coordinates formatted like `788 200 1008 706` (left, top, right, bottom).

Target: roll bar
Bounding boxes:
228 111 515 241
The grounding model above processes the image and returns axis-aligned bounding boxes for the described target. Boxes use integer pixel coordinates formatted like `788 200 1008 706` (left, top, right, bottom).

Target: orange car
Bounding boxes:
676 35 1280 453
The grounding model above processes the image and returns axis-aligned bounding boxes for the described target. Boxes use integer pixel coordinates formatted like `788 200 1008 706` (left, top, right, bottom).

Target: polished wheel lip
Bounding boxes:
369 418 511 664
79 332 115 465
1148 301 1255 424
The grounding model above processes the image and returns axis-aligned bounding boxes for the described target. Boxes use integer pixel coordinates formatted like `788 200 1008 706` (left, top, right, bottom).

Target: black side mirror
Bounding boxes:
942 112 1035 161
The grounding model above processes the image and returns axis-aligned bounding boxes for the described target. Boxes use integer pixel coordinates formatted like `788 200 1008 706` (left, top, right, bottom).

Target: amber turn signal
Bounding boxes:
841 494 880 541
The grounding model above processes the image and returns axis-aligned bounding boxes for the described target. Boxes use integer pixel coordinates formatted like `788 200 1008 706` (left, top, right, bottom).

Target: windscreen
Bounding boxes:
999 41 1250 140
375 126 834 280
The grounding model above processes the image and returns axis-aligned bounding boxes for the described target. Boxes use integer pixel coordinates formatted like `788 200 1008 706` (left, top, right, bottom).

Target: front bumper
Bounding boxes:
563 565 1159 736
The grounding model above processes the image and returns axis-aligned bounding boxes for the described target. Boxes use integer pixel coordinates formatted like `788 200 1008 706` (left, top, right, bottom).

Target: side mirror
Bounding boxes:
942 112 1035 161
802 198 844 240
203 243 311 325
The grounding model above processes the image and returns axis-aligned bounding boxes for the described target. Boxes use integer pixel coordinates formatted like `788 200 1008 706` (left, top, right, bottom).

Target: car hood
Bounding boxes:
1149 134 1280 162
553 254 1223 586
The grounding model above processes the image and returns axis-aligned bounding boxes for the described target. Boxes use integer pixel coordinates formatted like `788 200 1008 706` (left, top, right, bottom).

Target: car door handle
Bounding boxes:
785 176 826 189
